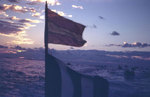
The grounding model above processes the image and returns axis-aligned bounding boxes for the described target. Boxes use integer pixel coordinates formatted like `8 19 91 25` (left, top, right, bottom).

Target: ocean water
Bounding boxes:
0 58 44 97
70 63 150 97
0 49 150 97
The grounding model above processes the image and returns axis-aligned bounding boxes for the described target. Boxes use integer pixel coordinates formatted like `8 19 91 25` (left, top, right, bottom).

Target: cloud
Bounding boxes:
7 0 18 3
22 23 36 29
32 12 41 17
0 20 23 34
0 11 8 17
52 10 72 17
0 45 8 48
27 7 36 13
0 16 19 20
6 31 34 45
72 5 83 9
12 36 34 45
8 16 19 20
107 42 150 48
86 24 97 29
2 16 39 23
122 42 150 48
0 4 36 13
0 4 27 13
0 15 40 24
0 5 37 45
26 2 39 5
93 24 97 28
110 31 120 36
39 15 44 19
0 32 34 45
12 45 26 50
0 16 40 32
18 18 40 23
98 16 104 20
0 30 34 45
26 0 61 6
0 4 7 10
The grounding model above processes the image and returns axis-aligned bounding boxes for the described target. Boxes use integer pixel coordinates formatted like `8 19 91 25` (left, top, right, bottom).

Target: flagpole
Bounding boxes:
45 1 48 55
45 1 49 97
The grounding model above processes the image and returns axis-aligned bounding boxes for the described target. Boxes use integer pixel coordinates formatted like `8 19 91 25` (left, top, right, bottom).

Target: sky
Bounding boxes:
0 0 150 51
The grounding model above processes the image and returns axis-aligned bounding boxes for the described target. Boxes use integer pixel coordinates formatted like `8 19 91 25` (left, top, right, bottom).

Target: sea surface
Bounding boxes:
0 49 150 97
0 58 44 97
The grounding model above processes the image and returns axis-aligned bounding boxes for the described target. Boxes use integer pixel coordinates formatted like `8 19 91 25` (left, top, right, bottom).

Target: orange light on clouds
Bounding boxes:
14 5 23 10
11 31 34 45
0 31 34 45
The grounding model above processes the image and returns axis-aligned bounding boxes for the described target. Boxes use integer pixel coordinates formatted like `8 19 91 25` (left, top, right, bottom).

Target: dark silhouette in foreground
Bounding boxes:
45 54 109 97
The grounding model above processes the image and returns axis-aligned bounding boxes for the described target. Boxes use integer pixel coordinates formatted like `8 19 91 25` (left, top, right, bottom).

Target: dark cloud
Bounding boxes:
0 5 5 10
18 19 31 23
0 45 8 48
26 2 39 5
122 42 150 48
86 24 97 29
0 16 40 24
0 16 40 26
98 16 104 20
18 18 40 23
111 31 120 36
0 16 19 21
0 20 23 34
12 45 26 50
7 0 18 3
93 24 97 28
107 42 150 48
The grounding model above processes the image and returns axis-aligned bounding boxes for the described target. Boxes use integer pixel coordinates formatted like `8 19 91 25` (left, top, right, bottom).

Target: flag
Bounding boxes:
45 54 109 97
44 2 109 97
46 8 86 47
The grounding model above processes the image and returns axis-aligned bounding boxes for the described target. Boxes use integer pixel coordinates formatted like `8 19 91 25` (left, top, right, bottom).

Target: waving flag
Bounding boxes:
46 7 86 47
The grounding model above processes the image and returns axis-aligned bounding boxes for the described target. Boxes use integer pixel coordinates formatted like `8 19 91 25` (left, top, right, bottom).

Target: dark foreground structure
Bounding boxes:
45 54 109 97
